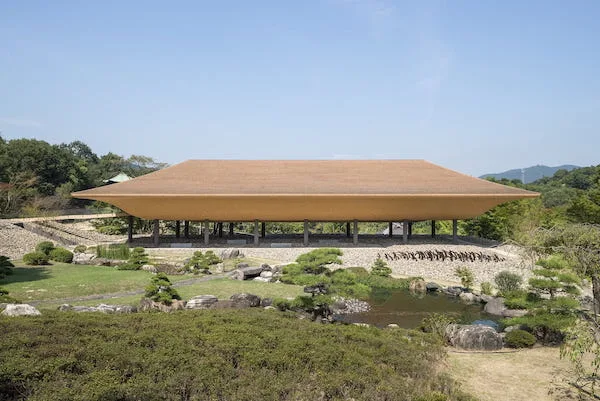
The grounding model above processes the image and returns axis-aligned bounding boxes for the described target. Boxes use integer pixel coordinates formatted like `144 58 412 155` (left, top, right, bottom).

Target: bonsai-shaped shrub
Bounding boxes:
144 273 181 305
23 251 50 266
118 247 148 270
494 271 523 295
371 257 392 277
530 255 580 299
0 255 14 280
35 241 55 255
73 245 87 254
504 329 536 348
49 247 74 263
454 266 474 290
480 282 493 296
184 251 222 274
295 248 342 274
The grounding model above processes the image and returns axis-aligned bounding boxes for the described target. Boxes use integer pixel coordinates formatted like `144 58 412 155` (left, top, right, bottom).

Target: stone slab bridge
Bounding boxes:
72 160 538 247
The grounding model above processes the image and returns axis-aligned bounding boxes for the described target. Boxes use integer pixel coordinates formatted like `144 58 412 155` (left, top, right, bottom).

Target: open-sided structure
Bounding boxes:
72 160 538 246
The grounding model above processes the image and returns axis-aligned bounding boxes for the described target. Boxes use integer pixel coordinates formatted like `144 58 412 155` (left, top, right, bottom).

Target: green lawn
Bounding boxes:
1 262 190 303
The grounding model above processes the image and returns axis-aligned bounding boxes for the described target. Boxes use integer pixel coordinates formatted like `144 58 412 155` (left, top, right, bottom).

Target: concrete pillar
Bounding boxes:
218 222 223 238
388 222 393 238
229 222 234 236
204 220 210 245
127 215 133 243
175 220 180 238
452 219 458 243
402 219 408 244
153 219 159 247
303 220 309 246
261 222 266 238
353 220 358 245
253 220 259 246
184 221 189 238
431 220 436 238
408 221 413 239
346 222 351 238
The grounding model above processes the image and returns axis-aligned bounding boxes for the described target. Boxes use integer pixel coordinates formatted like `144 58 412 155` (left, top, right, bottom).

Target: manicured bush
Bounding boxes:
454 266 474 290
371 257 392 277
184 250 222 274
22 251 49 266
494 271 523 294
144 273 181 305
49 247 74 263
0 255 14 279
480 281 493 295
0 310 473 401
295 248 342 274
504 329 536 348
117 247 148 270
35 241 55 255
73 245 87 254
504 312 575 345
96 243 130 260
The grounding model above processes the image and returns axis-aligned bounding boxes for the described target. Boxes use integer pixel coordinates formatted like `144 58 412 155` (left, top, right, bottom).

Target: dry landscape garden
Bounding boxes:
2 138 600 400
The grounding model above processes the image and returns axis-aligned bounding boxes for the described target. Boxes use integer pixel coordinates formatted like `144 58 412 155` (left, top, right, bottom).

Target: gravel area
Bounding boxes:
0 222 56 259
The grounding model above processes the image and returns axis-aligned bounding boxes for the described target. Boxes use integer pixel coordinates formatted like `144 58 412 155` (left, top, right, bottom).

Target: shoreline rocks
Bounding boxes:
446 324 503 350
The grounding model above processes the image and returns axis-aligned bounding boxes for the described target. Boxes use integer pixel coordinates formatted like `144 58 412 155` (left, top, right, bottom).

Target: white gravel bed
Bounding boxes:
0 222 55 259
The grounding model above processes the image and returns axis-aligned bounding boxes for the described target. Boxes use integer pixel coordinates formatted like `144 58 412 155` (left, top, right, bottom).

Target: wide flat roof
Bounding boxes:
73 160 537 197
72 160 538 221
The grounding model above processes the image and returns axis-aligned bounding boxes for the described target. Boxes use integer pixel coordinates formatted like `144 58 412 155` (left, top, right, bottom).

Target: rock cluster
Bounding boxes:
58 304 137 313
331 298 371 314
1 303 41 317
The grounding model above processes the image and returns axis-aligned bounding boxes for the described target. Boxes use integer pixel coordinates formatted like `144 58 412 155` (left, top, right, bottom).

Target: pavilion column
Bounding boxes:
261 222 266 238
229 223 234 236
388 222 393 238
253 220 259 246
127 215 134 244
431 220 436 238
218 222 223 238
408 221 413 239
353 220 358 245
402 219 408 244
175 220 181 238
452 219 458 243
204 220 210 245
303 220 309 246
184 221 190 238
346 222 351 238
153 219 159 247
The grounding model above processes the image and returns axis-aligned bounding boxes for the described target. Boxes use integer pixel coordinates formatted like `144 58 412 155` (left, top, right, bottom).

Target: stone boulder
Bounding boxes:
445 324 503 350
220 248 242 259
480 294 494 304
444 286 464 297
186 295 218 309
73 253 96 265
231 266 263 280
409 278 426 293
141 264 158 273
139 298 186 312
1 304 41 317
426 282 441 292
304 283 328 295
259 270 273 279
459 292 476 303
261 298 273 307
58 304 136 313
230 293 261 308
484 297 506 316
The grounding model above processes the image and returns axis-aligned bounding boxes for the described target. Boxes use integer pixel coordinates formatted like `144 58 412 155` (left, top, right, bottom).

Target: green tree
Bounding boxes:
144 273 181 305
371 257 392 277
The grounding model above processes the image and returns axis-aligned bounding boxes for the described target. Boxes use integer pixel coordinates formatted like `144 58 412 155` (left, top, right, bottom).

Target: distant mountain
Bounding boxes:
480 164 580 184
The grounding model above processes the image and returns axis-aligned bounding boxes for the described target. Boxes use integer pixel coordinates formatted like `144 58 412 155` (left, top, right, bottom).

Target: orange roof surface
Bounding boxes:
72 160 538 221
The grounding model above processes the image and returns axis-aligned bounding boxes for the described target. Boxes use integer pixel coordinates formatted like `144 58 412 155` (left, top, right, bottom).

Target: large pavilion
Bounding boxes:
72 160 539 246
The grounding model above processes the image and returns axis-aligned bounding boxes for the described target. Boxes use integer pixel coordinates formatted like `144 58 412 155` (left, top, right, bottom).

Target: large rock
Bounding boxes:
409 278 427 293
1 304 41 317
444 286 464 297
230 293 261 308
231 266 263 280
459 292 476 303
220 249 243 259
139 298 186 312
480 294 494 304
484 297 507 316
445 324 503 350
73 253 96 265
58 304 137 313
426 282 441 292
186 295 218 309
259 270 273 279
141 264 158 273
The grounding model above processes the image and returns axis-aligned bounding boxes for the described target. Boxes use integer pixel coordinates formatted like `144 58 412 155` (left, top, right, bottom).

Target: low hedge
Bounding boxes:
22 251 49 266
505 329 536 348
49 247 74 263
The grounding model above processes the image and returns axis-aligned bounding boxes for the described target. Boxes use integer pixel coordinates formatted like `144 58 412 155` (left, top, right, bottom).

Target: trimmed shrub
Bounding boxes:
118 247 148 270
73 245 87 254
23 251 50 266
494 271 523 294
0 255 14 280
504 329 536 348
184 251 222 274
480 282 493 296
144 273 181 305
295 248 342 274
49 247 74 263
455 266 474 290
371 257 392 277
35 241 55 255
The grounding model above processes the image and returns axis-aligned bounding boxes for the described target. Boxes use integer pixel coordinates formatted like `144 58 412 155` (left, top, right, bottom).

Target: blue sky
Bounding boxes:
1 1 599 176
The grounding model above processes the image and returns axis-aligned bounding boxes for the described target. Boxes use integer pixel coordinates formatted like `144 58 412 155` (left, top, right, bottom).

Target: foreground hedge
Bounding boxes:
0 310 473 401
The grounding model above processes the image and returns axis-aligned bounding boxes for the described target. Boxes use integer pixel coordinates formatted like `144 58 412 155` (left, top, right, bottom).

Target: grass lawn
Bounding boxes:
1 262 190 303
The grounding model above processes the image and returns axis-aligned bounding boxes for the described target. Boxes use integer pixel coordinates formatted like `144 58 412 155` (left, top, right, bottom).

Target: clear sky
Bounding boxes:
1 1 599 176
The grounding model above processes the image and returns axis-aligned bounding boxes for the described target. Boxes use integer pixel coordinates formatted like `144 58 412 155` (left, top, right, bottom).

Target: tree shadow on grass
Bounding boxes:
2 267 52 285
